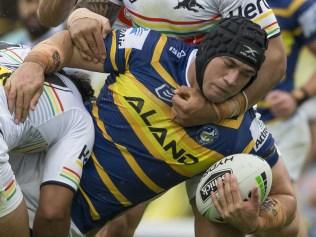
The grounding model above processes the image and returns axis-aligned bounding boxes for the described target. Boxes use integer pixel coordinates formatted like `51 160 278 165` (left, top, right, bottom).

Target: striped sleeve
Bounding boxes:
219 0 280 39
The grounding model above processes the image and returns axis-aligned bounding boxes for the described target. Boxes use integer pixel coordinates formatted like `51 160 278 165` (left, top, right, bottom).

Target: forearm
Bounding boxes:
75 0 121 25
245 36 286 106
38 0 77 27
24 31 74 74
255 194 296 233
24 31 104 73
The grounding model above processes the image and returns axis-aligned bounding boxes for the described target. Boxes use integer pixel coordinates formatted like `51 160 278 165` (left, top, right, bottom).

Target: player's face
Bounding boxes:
202 56 256 103
18 0 45 33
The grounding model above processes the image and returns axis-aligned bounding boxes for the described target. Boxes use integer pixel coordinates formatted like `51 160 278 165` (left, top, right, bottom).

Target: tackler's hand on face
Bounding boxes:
211 173 261 234
4 62 45 123
67 8 111 63
171 86 220 126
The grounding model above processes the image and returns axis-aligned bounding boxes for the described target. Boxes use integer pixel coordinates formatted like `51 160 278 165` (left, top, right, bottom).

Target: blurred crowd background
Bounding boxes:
1 0 316 237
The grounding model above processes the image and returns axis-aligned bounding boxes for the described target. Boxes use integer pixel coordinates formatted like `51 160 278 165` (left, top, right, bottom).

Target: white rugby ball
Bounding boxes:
195 153 272 223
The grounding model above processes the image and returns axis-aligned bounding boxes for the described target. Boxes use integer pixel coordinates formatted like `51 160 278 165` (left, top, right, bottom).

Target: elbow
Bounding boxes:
36 204 70 224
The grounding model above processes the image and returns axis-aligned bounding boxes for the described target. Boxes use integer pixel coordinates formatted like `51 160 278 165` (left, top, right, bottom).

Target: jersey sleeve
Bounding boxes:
217 0 280 39
248 112 279 167
297 0 316 44
103 28 160 73
0 132 9 163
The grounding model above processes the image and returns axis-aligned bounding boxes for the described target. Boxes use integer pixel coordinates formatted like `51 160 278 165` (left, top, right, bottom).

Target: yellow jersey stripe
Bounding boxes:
216 114 244 129
151 35 179 89
92 153 132 206
117 143 164 193
92 103 163 194
110 31 118 71
242 140 255 154
125 47 132 70
79 186 100 220
253 9 274 23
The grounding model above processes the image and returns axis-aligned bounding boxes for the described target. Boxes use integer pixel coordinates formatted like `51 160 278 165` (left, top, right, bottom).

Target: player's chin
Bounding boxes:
205 92 228 103
204 87 229 103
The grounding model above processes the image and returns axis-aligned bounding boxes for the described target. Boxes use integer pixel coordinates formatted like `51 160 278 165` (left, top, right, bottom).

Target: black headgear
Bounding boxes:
195 16 268 93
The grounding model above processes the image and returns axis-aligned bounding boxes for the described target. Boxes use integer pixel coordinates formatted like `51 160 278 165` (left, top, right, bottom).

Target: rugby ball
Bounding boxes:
195 153 272 223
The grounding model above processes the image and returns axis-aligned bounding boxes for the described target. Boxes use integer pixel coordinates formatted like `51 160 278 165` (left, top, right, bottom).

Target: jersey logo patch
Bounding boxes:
155 84 175 102
118 28 150 50
196 125 219 145
174 0 204 12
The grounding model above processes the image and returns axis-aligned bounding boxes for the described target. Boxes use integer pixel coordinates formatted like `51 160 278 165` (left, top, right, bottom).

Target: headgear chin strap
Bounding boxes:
195 16 268 93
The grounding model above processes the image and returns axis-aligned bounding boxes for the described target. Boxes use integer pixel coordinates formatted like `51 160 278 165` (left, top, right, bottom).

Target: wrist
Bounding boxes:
216 91 248 120
24 42 63 74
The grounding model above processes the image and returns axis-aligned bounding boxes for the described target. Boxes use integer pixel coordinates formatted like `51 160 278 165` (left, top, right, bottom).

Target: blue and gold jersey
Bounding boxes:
258 0 316 122
71 28 279 233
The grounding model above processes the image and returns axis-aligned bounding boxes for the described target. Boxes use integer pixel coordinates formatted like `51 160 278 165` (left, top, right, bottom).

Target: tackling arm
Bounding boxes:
24 30 105 73
245 36 287 107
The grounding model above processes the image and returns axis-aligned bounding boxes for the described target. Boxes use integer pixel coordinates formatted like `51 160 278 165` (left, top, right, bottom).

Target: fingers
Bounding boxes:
93 30 106 61
211 174 244 221
4 80 15 114
250 187 260 209
73 36 93 61
172 93 188 113
30 88 42 111
213 177 227 213
224 174 234 206
14 91 24 123
174 86 193 99
84 33 99 63
230 174 242 203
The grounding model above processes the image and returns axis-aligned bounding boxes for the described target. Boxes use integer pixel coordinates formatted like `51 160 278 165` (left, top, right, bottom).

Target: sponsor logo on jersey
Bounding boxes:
169 46 187 59
118 28 150 50
125 96 199 165
200 169 232 202
196 125 219 145
78 144 90 165
155 84 175 102
174 0 205 13
228 0 270 19
250 117 270 151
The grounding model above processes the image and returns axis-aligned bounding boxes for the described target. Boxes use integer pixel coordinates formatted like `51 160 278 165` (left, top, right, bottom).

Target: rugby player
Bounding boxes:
0 42 94 237
7 17 297 237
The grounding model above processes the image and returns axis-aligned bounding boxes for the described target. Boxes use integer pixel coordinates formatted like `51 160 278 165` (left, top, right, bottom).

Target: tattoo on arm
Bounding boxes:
75 0 121 24
258 197 287 229
260 198 279 217
47 51 61 73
